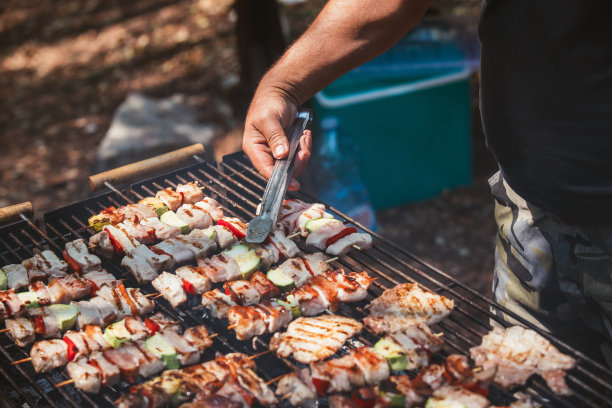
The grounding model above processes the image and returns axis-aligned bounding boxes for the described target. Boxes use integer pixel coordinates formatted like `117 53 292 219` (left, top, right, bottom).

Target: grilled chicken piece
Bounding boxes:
67 358 102 393
351 347 390 385
64 239 102 273
61 275 94 300
73 297 113 328
302 252 332 275
223 280 261 306
6 317 35 347
249 271 280 300
297 204 333 235
388 375 425 407
124 316 150 341
103 343 147 382
268 229 300 258
140 216 181 240
197 254 241 283
64 330 107 361
28 281 52 307
233 366 278 406
104 225 139 254
180 395 241 408
169 234 213 259
305 220 345 250
0 289 26 319
277 257 312 287
160 329 200 366
21 259 46 283
193 197 224 222
470 325 576 395
254 301 292 333
326 232 373 256
212 225 237 249
200 289 237 318
427 385 491 408
218 217 247 238
88 230 115 259
30 306 61 339
33 250 69 277
226 305 267 340
134 340 166 377
253 242 280 270
152 272 187 308
122 247 161 284
121 217 157 244
183 325 213 350
276 369 317 408
186 229 218 252
32 338 68 373
276 199 312 234
270 315 364 363
177 204 212 230
156 188 183 211
148 312 181 333
90 351 121 387
385 322 444 370
46 277 71 304
153 239 194 264
292 280 335 316
117 203 157 221
311 353 366 392
365 283 454 333
329 270 373 302
176 182 205 204
175 266 212 295
82 269 119 289
126 287 155 315
3 264 29 291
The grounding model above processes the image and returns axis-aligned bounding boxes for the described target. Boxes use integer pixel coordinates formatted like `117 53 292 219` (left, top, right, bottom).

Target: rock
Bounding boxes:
92 93 218 173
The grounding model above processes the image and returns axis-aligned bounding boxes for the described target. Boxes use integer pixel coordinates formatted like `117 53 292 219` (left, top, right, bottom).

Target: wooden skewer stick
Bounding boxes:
248 349 272 360
152 293 164 300
145 293 160 298
265 373 285 386
472 366 483 373
0 328 10 333
281 393 293 401
435 332 444 337
287 232 300 239
56 379 75 388
325 256 339 263
227 324 237 330
11 357 32 365
352 245 362 251
193 304 206 310
208 333 219 339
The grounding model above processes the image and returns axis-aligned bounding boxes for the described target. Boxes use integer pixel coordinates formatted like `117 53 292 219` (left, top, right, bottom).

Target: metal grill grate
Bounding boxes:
0 153 609 407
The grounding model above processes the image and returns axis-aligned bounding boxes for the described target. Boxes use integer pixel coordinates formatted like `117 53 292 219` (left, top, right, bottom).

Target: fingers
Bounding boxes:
293 130 312 178
260 116 290 160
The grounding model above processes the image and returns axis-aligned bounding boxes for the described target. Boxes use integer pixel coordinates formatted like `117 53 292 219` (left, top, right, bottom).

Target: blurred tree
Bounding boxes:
235 0 285 93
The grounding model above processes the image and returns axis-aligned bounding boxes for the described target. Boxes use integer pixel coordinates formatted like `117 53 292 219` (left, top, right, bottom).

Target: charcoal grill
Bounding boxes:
0 146 611 408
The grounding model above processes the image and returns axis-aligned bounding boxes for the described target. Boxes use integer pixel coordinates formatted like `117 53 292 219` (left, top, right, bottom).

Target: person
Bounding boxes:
241 0 612 366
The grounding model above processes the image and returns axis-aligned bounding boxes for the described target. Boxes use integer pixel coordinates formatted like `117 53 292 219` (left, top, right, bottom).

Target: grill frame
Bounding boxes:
0 152 607 407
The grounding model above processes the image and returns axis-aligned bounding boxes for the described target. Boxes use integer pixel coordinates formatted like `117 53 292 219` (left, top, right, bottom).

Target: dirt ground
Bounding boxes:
0 0 496 295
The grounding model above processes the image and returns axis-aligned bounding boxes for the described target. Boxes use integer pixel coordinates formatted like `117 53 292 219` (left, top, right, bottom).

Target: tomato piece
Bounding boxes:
351 388 377 408
178 191 185 205
144 318 160 335
64 336 78 361
33 316 46 335
325 227 357 248
104 228 123 255
62 250 82 275
217 219 246 240
311 377 330 397
182 279 196 296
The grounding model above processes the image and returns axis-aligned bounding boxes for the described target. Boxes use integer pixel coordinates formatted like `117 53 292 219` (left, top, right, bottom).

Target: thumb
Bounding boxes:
261 118 289 160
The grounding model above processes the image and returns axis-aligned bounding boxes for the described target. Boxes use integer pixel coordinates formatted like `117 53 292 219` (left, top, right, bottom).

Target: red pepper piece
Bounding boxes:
301 256 315 277
325 227 357 248
351 388 377 408
64 336 78 361
117 284 138 316
144 318 160 335
104 228 123 255
217 219 246 240
87 280 100 296
311 377 330 397
33 316 46 335
62 250 82 275
182 278 196 296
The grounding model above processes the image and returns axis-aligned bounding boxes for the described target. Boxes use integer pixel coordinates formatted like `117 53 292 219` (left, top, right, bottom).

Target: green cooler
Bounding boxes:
312 67 472 209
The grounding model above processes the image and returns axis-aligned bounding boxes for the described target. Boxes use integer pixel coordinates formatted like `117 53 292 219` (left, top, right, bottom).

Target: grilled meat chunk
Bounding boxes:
275 369 317 408
152 272 187 308
305 220 345 251
67 358 102 393
175 266 212 295
32 338 68 373
176 182 205 204
212 225 237 249
223 280 261 306
176 204 212 230
193 197 224 222
3 264 29 291
0 289 27 319
140 216 181 240
6 317 35 347
226 305 267 341
197 254 241 283
470 325 576 395
427 385 491 408
156 188 183 211
200 289 237 319
183 325 213 350
249 271 280 300
326 232 372 256
268 229 300 258
33 250 69 277
270 315 364 363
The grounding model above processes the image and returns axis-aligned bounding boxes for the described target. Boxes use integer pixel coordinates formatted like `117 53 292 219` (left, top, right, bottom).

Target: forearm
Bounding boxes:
258 0 433 105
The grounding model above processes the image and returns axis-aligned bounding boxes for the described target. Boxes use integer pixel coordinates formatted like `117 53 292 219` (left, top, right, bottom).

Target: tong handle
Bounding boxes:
258 110 312 221
88 144 205 192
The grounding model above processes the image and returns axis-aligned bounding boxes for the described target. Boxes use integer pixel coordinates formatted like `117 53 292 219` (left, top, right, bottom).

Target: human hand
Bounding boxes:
242 89 312 191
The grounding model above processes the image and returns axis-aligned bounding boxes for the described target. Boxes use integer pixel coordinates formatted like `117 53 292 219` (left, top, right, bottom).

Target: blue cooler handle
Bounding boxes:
314 68 470 108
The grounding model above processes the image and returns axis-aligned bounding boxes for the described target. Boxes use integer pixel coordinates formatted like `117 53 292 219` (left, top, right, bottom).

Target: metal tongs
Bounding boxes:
245 110 312 243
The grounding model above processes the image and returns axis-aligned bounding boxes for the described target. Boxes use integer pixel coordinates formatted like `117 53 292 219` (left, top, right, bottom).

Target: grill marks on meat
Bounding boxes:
470 325 576 395
270 315 363 363
364 283 454 334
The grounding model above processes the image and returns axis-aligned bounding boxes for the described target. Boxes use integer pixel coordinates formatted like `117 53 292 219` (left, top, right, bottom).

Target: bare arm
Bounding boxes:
243 0 433 189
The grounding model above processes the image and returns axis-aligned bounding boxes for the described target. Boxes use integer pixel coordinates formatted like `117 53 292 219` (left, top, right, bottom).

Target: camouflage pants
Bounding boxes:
489 171 612 366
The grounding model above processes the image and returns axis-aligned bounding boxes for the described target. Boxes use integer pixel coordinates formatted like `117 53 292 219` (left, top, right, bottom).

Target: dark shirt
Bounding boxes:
479 0 612 223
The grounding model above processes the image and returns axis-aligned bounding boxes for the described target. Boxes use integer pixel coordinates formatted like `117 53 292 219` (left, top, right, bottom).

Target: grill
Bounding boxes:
0 149 611 408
